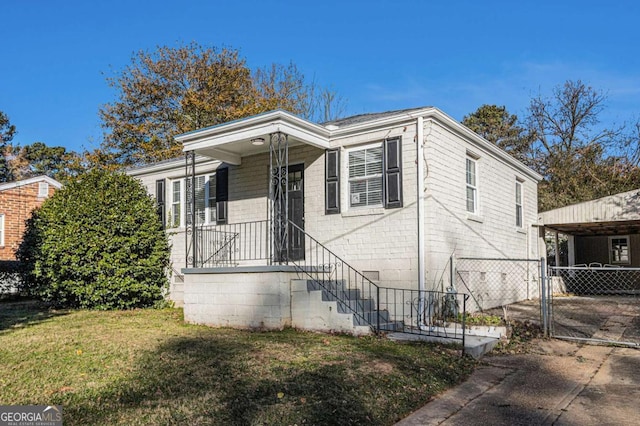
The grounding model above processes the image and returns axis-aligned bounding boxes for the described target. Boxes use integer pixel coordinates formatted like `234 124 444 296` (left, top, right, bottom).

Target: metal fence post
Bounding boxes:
450 254 455 291
462 295 467 357
376 286 380 334
540 257 548 337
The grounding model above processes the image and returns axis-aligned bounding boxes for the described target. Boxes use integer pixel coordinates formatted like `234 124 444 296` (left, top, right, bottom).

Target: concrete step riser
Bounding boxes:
306 278 405 331
306 280 346 292
321 288 362 302
336 299 375 314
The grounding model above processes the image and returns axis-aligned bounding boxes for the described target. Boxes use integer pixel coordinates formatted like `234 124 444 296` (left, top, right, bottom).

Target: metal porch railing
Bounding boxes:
193 220 271 268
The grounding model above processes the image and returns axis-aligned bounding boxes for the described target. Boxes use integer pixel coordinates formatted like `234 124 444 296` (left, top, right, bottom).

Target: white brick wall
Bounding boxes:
128 115 540 299
183 271 293 329
423 119 540 290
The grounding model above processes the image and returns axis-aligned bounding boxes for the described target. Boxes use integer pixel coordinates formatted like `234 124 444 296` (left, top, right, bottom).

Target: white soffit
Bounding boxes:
178 112 331 159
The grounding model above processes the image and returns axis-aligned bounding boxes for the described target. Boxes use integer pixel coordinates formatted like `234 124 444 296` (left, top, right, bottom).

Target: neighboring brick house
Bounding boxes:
0 176 61 260
128 108 542 335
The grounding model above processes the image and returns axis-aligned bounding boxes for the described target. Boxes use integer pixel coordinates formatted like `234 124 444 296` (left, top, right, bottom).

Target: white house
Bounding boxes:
128 107 542 335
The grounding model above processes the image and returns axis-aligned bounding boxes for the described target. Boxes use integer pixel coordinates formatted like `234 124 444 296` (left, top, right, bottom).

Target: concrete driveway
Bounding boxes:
396 339 640 425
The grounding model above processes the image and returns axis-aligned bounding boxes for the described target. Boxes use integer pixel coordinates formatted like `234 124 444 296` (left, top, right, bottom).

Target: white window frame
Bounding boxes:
0 214 4 247
466 156 478 214
515 180 523 228
170 174 217 228
38 182 49 198
347 143 384 209
609 236 630 265
170 180 182 228
207 174 217 223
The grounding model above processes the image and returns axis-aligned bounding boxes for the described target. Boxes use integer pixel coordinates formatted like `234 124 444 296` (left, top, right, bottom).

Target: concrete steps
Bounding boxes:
304 279 404 332
298 278 498 358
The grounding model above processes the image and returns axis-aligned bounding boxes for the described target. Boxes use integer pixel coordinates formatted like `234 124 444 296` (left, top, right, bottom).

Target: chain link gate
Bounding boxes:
546 266 640 346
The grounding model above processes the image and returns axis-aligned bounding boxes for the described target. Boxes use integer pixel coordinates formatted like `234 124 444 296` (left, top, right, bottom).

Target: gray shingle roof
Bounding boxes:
322 106 430 128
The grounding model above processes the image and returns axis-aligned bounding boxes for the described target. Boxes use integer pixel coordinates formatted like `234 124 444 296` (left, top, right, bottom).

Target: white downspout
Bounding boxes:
417 116 426 327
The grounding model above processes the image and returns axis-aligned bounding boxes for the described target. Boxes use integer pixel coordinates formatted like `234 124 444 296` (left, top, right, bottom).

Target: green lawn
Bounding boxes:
0 301 475 425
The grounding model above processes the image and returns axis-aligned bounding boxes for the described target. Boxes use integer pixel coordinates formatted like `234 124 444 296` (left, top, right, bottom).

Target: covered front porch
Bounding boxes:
177 110 331 269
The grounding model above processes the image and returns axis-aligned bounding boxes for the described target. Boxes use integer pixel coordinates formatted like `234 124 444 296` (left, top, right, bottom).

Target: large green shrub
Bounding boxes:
17 170 170 309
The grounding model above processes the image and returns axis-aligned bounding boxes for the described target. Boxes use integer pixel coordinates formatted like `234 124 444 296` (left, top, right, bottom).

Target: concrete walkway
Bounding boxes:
396 339 640 425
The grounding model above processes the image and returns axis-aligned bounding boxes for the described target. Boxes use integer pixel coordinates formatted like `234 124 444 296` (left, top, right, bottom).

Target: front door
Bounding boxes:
287 164 305 261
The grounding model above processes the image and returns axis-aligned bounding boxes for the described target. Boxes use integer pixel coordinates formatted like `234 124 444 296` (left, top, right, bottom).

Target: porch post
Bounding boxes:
554 231 560 267
269 132 289 264
567 235 575 266
185 150 197 268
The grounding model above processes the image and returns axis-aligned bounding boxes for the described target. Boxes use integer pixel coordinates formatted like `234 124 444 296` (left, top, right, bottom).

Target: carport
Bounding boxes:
540 188 640 267
540 189 640 346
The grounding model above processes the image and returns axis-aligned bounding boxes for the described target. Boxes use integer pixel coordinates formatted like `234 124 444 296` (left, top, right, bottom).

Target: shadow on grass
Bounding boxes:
62 336 374 425
0 300 69 333
61 331 473 425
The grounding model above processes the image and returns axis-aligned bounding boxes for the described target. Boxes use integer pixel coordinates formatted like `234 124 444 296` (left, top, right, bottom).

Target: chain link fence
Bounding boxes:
548 266 640 346
455 258 541 313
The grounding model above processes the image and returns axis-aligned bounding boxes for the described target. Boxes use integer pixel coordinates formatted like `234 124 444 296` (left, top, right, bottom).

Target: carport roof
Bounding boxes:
540 188 640 236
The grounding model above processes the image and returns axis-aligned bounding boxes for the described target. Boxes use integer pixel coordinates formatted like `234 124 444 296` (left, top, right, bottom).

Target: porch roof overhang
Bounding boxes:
540 188 640 236
176 110 331 165
543 219 640 236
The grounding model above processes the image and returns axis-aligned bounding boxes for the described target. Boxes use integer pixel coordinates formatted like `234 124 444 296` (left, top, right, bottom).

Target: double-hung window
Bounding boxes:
466 156 478 213
171 181 181 228
515 180 523 228
348 144 383 208
609 236 630 264
170 174 219 227
325 138 401 213
207 174 217 223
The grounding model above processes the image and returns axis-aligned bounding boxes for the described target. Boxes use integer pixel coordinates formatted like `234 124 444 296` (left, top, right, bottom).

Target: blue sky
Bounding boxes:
2 0 639 153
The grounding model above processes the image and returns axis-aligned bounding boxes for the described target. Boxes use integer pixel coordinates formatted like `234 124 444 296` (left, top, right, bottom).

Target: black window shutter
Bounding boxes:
325 149 340 214
215 167 228 224
155 179 166 228
384 137 402 209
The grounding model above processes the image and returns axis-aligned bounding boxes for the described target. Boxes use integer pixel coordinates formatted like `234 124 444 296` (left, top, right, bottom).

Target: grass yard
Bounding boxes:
0 300 475 425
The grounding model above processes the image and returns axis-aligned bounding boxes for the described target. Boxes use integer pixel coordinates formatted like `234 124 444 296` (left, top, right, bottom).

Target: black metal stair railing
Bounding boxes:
288 221 469 344
288 221 383 330
377 287 469 343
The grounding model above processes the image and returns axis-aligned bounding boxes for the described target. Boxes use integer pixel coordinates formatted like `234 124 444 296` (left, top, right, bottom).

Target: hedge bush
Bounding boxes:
17 170 170 309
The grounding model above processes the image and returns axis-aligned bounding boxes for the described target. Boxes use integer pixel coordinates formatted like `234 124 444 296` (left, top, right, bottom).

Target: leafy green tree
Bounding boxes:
465 82 640 211
525 80 640 210
8 142 84 182
99 43 344 167
17 170 170 309
0 110 17 181
462 104 533 163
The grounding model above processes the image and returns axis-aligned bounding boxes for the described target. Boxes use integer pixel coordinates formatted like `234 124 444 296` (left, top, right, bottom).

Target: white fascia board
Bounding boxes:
126 156 220 176
329 108 434 140
178 111 330 150
0 175 63 191
423 108 543 182
182 119 330 152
